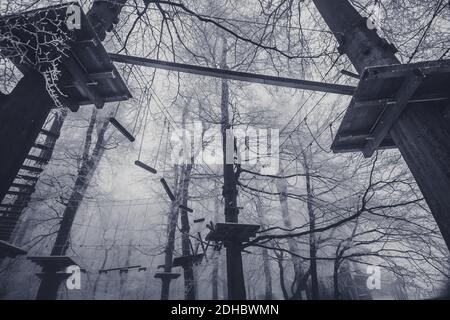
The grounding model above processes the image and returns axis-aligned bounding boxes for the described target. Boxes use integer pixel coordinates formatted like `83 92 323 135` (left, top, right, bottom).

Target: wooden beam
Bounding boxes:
362 71 424 158
109 53 356 96
64 56 105 109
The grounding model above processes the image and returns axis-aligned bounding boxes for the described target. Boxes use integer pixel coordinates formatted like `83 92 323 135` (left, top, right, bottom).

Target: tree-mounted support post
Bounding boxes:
313 0 450 249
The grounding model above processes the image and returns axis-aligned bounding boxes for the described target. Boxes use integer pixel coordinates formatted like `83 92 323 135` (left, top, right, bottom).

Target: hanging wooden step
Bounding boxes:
20 165 43 174
109 118 135 142
160 178 176 201
26 155 49 164
179 204 193 213
135 160 157 174
194 218 205 223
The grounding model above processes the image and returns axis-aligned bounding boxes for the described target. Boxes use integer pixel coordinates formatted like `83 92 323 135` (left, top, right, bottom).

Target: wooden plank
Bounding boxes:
354 94 449 109
109 53 357 96
179 204 193 213
135 160 157 174
361 59 450 80
89 70 116 80
109 118 135 142
362 71 424 158
160 178 176 201
64 56 105 109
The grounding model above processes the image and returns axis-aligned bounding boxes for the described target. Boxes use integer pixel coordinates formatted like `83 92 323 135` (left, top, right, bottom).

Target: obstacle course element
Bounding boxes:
135 160 157 174
0 240 27 258
160 178 176 201
205 223 260 243
109 117 136 142
332 60 450 157
179 204 193 213
0 3 132 112
27 256 78 272
154 272 181 280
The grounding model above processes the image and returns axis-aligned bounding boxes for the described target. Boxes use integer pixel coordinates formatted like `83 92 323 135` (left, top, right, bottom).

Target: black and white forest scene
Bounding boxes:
0 0 450 303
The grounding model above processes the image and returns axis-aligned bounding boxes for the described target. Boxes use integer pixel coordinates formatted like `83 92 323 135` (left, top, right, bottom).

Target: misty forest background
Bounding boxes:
1 0 450 300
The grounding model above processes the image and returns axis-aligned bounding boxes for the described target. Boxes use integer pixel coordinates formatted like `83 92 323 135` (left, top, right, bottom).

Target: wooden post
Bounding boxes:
220 36 247 300
313 0 450 249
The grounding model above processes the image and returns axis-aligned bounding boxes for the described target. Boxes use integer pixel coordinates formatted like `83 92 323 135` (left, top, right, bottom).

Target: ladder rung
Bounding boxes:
0 210 20 216
0 211 20 221
11 183 35 191
40 129 60 139
17 175 39 182
0 204 22 209
6 190 32 196
33 143 52 151
26 155 49 164
20 165 43 174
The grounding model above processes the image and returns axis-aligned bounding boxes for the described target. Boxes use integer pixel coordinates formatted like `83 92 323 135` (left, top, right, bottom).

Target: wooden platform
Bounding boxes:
205 223 260 242
27 256 78 271
331 59 450 157
154 272 181 280
0 3 131 112
0 240 27 258
172 253 204 267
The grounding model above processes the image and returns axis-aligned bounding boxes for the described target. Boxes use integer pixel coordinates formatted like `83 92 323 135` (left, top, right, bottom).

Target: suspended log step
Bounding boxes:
194 218 205 224
160 178 176 201
109 118 135 142
179 204 193 213
20 165 43 174
135 160 157 174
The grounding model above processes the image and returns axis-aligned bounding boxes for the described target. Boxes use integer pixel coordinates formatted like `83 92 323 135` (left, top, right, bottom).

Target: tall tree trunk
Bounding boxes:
36 108 113 299
160 166 181 300
119 240 133 299
301 149 319 300
255 199 273 300
179 104 196 300
275 171 306 299
211 194 220 300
